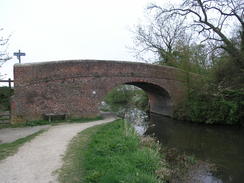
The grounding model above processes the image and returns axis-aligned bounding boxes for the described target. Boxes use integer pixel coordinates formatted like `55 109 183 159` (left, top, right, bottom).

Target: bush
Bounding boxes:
0 87 13 111
175 88 244 125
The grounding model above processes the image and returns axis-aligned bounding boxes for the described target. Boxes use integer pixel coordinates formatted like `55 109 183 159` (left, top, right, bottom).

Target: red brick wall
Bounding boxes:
11 60 187 123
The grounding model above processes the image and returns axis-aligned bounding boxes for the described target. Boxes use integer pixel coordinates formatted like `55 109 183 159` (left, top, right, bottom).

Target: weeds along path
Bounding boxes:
0 117 115 183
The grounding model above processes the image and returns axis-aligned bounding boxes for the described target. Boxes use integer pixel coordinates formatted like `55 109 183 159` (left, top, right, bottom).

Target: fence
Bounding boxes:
0 78 14 88
0 79 13 124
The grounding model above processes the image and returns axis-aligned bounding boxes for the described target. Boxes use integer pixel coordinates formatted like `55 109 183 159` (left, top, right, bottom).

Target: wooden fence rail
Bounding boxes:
0 78 14 88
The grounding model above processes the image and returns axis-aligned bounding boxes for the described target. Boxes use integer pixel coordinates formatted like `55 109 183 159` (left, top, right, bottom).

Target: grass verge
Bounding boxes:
0 116 103 129
58 119 169 183
0 130 45 161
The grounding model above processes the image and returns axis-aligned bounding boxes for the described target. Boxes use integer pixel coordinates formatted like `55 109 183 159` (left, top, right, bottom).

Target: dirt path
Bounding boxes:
0 117 115 183
0 125 50 144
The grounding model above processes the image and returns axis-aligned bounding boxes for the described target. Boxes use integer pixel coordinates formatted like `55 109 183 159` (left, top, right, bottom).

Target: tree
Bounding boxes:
149 0 244 70
173 42 209 74
0 28 11 78
133 11 210 74
133 11 192 63
137 0 244 124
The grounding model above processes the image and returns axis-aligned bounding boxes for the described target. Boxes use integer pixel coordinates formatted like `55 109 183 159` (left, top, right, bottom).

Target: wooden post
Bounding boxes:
0 79 14 87
8 78 11 89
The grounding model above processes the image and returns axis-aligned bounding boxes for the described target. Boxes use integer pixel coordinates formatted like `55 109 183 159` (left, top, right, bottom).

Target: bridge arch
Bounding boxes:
97 81 172 116
11 60 187 123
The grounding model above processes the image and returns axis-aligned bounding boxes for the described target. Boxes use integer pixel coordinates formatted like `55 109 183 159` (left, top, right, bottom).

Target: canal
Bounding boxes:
146 114 244 183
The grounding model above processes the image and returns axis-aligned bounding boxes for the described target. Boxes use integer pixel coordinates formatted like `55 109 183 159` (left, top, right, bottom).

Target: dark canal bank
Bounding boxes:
146 114 244 183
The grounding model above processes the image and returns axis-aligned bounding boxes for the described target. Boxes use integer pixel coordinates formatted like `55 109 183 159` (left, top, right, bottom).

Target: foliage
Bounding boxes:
59 119 168 183
148 0 244 88
66 116 103 123
0 130 44 160
0 87 13 111
134 0 244 85
149 0 244 58
133 3 212 75
104 86 132 111
212 54 244 88
162 43 210 75
175 85 244 125
131 90 149 111
26 116 103 126
132 0 243 125
103 85 149 113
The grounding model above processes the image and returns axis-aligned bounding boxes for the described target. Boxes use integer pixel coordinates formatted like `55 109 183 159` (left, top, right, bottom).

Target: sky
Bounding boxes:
0 0 177 83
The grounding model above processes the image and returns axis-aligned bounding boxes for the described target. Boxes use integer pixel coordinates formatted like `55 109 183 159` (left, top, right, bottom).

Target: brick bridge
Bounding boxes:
11 60 188 123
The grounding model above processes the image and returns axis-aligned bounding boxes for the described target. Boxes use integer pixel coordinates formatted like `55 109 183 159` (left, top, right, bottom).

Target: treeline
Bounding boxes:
133 0 244 125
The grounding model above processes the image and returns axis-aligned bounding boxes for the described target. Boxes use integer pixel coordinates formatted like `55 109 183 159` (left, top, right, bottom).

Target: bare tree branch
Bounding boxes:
132 10 192 64
148 0 244 67
0 29 11 67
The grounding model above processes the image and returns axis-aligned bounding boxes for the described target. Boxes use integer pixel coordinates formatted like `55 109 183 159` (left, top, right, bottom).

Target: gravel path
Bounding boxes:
0 125 50 144
0 117 115 183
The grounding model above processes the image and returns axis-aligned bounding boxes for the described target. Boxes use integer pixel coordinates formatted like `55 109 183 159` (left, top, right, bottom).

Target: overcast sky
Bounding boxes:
0 0 177 82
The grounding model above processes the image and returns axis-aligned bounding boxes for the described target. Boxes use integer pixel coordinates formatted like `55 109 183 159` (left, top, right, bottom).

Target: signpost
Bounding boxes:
13 50 26 63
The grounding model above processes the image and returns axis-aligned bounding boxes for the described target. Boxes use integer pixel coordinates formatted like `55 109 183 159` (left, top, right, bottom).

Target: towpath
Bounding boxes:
0 116 115 183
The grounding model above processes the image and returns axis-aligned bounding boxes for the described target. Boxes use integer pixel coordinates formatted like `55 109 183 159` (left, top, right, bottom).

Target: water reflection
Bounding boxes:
148 114 244 183
122 109 244 183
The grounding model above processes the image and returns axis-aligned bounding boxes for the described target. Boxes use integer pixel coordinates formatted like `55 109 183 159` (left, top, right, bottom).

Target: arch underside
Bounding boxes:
125 82 172 116
98 80 173 116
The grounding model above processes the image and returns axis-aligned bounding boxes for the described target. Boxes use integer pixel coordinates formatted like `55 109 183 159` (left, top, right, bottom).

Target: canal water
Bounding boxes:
146 114 244 183
123 108 244 183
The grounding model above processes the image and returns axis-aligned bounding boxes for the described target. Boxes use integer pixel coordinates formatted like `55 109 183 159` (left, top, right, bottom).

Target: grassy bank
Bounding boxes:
0 130 45 160
0 116 103 129
59 119 170 183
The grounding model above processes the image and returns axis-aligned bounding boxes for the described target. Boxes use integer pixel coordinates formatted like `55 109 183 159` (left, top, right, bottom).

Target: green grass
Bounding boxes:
0 118 9 120
59 120 168 183
0 130 45 160
0 123 28 129
0 116 103 129
66 116 103 123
